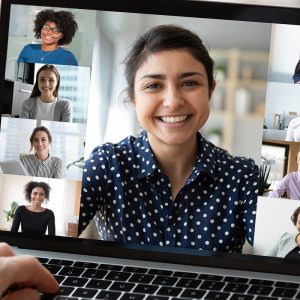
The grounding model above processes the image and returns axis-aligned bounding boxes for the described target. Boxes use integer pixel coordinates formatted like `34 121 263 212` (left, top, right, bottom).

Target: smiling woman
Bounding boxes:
19 126 63 178
17 9 78 66
79 25 259 253
10 181 55 236
20 64 73 122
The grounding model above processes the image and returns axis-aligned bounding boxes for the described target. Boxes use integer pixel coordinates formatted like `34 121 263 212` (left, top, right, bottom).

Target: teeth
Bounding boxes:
160 115 188 123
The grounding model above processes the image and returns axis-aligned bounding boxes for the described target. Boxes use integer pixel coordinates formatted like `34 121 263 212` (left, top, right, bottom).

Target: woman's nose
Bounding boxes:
163 86 184 108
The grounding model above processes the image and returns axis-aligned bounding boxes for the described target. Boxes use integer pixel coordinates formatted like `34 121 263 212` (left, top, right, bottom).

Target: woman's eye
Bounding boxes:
182 80 198 87
145 82 161 90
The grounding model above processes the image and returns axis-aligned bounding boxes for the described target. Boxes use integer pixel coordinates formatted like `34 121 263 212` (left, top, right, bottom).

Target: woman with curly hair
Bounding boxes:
17 9 78 66
11 181 55 236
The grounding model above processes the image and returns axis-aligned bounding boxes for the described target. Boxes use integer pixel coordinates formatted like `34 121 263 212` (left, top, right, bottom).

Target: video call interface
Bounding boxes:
1 3 300 258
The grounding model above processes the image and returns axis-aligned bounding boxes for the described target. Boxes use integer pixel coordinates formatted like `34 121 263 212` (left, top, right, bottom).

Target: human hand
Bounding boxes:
0 243 59 299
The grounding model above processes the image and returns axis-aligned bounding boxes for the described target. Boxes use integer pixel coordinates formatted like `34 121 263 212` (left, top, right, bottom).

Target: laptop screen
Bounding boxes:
1 0 300 265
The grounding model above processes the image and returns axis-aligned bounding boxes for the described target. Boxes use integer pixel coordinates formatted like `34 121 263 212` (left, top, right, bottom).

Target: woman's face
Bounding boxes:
32 130 50 154
133 50 214 150
41 21 63 47
30 187 45 207
37 70 58 99
296 213 300 232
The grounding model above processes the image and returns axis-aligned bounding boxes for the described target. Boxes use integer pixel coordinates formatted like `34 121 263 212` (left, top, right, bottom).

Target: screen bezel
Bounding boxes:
1 0 300 277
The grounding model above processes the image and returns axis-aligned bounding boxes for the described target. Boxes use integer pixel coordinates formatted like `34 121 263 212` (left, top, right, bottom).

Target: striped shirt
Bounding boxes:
20 154 63 178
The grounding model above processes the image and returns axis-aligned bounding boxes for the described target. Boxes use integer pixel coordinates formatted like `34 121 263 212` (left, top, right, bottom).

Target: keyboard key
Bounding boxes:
224 282 249 293
73 288 98 298
181 288 206 298
275 281 299 289
105 271 131 281
82 268 108 279
176 278 201 288
99 264 123 271
256 297 278 300
205 291 230 300
87 279 112 289
157 286 182 297
271 287 297 298
49 259 73 266
59 286 75 296
96 290 122 299
224 276 248 284
55 297 79 300
59 266 85 277
37 257 49 263
42 264 62 274
63 276 88 287
229 294 254 300
110 281 135 292
249 279 274 286
148 269 173 276
146 296 169 300
152 275 178 286
54 275 65 284
248 285 273 296
199 274 223 281
73 261 98 269
173 271 198 278
129 273 154 284
121 293 145 300
200 280 225 290
133 284 159 294
123 266 148 273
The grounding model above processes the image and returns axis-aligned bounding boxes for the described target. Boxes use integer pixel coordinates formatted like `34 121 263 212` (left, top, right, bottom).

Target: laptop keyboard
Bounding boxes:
38 257 300 300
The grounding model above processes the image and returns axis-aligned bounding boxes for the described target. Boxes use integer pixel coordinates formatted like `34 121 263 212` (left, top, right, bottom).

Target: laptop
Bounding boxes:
1 0 300 299
0 160 29 176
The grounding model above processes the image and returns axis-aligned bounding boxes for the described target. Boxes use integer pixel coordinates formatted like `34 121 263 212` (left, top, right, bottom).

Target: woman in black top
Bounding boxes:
11 181 55 235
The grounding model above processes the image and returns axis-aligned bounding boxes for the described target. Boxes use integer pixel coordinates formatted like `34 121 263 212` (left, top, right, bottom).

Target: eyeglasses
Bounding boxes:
42 24 62 34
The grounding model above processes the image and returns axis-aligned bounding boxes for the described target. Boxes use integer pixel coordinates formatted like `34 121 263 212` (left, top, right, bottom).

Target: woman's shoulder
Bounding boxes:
23 97 37 106
44 208 54 215
22 44 41 51
202 136 256 168
88 135 137 161
278 232 296 244
56 97 72 105
49 155 63 163
15 205 26 212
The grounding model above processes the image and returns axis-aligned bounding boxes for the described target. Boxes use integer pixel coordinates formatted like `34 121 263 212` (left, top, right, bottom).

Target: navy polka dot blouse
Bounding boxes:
79 131 259 253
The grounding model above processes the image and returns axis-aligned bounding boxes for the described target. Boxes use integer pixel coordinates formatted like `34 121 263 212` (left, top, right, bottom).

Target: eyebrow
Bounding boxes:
139 72 205 81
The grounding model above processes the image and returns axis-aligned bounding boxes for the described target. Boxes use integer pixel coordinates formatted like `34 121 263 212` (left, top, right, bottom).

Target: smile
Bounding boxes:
159 115 190 123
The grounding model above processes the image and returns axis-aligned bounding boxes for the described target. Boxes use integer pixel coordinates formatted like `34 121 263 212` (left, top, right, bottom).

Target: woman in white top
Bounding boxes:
20 64 72 122
20 126 63 178
286 117 300 142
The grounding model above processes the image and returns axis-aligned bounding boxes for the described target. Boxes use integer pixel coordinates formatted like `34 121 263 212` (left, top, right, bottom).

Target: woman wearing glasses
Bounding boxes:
17 9 78 66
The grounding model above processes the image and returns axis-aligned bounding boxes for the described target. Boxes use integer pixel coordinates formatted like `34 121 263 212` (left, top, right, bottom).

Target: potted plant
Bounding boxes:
3 201 19 222
258 157 275 196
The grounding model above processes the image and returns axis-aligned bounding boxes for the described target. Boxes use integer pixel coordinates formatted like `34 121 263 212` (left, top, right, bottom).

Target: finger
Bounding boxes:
0 255 59 296
2 287 40 300
0 243 15 257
